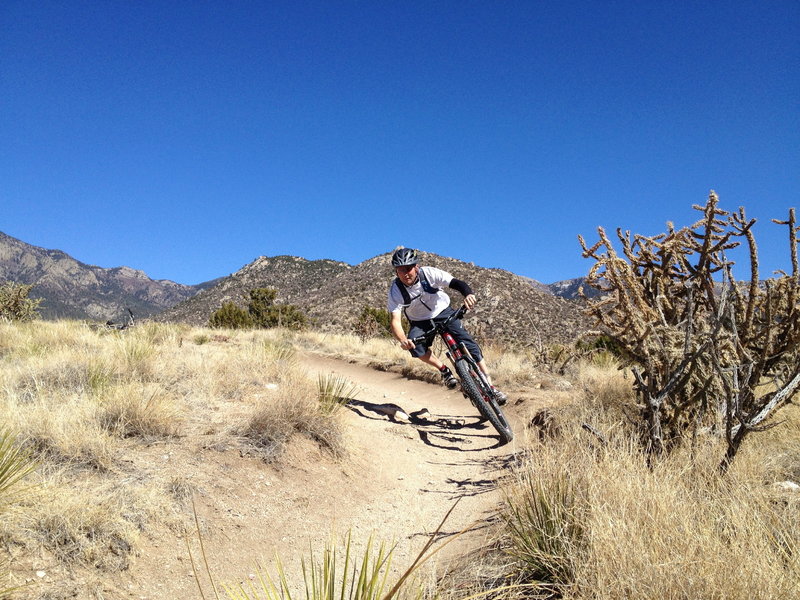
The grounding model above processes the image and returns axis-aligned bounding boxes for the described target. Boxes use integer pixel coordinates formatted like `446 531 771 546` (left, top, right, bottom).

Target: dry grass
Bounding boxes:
284 328 539 391
499 361 800 600
0 319 351 587
1 470 175 572
237 371 347 460
2 318 798 600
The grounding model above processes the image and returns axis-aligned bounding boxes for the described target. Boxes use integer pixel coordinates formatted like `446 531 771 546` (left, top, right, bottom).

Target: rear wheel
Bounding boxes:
454 358 513 444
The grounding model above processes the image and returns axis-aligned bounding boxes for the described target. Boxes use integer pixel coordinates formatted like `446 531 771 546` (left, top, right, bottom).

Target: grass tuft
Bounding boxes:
97 383 182 439
317 373 359 416
504 472 586 592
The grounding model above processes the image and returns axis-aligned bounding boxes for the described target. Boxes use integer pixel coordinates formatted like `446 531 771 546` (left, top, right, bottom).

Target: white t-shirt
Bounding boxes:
387 266 453 322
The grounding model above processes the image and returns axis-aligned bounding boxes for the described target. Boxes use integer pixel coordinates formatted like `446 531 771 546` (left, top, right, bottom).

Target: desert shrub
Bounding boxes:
353 306 394 341
239 375 345 460
580 193 800 468
248 288 308 330
247 287 278 323
209 302 254 329
257 302 308 330
0 282 41 322
210 290 308 330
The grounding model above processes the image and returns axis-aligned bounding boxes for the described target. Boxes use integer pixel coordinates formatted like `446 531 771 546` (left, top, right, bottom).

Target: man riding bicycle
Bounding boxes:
387 247 507 405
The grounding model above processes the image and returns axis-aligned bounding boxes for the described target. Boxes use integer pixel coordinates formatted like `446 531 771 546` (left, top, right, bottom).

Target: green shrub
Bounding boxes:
247 288 278 324
209 289 308 330
247 288 308 330
209 302 254 329
0 281 41 322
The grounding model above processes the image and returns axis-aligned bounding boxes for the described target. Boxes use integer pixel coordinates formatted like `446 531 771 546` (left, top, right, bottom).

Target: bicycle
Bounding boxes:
410 306 514 444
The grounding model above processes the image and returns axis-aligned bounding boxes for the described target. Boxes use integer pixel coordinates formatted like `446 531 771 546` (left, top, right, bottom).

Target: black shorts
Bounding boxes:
407 306 483 362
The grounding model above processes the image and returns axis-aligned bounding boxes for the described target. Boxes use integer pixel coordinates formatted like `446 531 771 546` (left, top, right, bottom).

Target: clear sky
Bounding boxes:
2 1 798 285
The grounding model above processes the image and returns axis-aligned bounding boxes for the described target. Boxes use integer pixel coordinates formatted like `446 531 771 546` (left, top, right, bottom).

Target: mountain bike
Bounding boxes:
410 306 513 444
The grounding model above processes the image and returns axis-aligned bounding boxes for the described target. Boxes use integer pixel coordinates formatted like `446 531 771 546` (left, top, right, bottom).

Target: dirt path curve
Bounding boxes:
294 352 521 568
124 352 522 599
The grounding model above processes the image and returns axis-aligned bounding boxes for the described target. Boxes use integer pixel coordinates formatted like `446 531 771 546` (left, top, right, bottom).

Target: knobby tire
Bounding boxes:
454 358 513 444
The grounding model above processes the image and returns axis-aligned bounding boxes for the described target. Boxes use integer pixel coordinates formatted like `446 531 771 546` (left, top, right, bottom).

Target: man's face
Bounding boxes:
395 264 419 286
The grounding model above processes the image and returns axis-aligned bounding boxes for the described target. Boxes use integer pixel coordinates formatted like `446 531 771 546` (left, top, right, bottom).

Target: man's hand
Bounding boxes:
464 294 477 310
390 310 415 350
399 338 416 350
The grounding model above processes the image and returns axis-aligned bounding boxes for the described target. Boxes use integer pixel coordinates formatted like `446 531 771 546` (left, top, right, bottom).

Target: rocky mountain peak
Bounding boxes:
0 232 209 322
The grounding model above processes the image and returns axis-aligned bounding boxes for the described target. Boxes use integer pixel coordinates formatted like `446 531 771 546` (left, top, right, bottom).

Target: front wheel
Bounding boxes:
454 358 513 444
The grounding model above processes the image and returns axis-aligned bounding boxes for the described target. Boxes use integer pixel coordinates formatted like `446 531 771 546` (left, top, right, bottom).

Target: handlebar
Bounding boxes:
408 305 469 346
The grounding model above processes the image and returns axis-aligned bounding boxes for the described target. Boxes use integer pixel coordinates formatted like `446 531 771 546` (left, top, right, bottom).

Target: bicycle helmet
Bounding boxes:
391 247 418 267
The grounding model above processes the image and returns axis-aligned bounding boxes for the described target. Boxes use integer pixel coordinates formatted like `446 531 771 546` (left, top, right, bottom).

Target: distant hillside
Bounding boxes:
157 252 593 346
154 255 351 326
0 232 214 322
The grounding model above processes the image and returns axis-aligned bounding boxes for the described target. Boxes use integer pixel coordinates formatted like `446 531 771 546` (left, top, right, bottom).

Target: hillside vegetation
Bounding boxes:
156 252 591 347
0 319 798 599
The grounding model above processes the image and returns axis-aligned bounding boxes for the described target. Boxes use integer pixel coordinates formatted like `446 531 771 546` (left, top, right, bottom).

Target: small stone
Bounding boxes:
393 411 411 423
773 481 800 493
35 571 46 578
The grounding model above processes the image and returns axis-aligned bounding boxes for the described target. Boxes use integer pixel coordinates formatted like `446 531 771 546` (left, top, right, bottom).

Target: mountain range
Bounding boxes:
1 232 592 344
0 232 217 322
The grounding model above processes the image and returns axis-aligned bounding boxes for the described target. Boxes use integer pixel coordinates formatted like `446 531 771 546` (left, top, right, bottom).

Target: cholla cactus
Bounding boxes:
0 281 41 322
579 192 800 469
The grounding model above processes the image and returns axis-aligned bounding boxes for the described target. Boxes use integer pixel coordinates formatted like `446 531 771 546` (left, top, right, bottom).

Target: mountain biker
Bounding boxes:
387 247 507 405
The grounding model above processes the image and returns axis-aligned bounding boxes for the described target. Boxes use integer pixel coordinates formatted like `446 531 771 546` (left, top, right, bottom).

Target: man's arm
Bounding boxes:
449 278 477 310
390 310 415 350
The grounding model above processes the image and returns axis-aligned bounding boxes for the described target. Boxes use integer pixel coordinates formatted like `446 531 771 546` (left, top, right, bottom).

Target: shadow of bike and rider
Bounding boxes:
344 398 508 452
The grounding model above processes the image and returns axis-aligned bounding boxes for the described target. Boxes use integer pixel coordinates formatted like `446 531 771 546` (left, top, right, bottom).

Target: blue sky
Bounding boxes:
2 1 798 285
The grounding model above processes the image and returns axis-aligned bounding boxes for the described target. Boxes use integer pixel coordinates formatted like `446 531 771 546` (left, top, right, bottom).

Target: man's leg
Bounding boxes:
415 350 458 389
418 350 445 369
444 320 508 406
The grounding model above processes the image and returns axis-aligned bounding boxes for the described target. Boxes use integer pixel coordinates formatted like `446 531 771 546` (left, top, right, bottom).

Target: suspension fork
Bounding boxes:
441 331 463 369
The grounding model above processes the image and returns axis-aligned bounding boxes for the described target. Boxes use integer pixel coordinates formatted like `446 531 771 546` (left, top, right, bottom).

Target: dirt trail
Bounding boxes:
90 353 523 599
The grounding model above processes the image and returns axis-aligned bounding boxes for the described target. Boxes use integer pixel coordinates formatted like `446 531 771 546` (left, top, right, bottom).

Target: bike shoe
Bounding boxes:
492 388 508 406
440 367 458 389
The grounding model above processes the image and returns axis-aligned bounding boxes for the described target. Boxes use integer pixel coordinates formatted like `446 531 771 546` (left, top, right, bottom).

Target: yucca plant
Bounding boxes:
0 429 36 502
0 429 36 598
220 535 394 600
195 504 470 600
504 473 586 593
317 374 359 416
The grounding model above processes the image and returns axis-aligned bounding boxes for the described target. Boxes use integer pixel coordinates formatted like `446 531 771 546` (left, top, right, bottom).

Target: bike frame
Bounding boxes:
414 308 493 401
409 305 514 444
